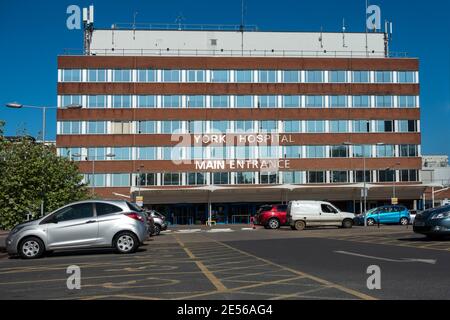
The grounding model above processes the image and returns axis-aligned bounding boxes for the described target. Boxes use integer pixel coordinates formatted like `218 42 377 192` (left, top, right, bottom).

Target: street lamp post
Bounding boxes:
387 162 401 203
137 165 144 197
73 152 115 195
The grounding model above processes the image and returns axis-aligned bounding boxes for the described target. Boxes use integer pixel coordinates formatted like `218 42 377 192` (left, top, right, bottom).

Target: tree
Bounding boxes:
0 126 91 229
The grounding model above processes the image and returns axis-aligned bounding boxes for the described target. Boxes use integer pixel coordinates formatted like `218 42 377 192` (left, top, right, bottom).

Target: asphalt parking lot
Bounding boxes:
0 225 449 300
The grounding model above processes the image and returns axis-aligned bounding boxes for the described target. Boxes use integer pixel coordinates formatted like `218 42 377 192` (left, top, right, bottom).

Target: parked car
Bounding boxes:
6 200 149 259
413 204 450 239
254 204 288 229
354 205 410 226
146 210 168 235
287 201 354 230
409 210 421 225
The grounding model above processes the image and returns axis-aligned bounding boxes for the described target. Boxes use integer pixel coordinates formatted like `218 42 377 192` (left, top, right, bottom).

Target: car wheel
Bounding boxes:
153 224 161 236
114 232 139 254
367 218 376 226
342 219 353 229
19 237 45 259
294 221 306 231
399 217 409 226
267 218 280 230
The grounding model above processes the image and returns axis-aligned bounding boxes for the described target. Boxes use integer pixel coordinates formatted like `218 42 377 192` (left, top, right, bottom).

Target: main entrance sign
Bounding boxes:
195 159 290 170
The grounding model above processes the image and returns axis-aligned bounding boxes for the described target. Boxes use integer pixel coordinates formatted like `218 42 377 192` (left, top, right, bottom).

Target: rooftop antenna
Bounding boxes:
342 18 347 47
133 11 138 40
240 0 246 56
82 5 94 55
175 13 185 30
384 20 393 57
319 26 324 48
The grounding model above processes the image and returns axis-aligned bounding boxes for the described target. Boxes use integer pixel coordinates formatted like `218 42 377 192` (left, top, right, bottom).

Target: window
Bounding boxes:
376 120 394 133
354 171 372 183
188 120 206 134
53 203 94 222
400 170 418 182
137 121 156 134
162 95 182 108
259 146 278 159
329 71 347 83
353 120 371 133
137 70 156 82
62 69 82 82
137 173 157 186
235 121 254 132
86 174 106 187
375 96 393 108
211 70 229 82
87 95 107 108
398 71 416 83
329 96 347 108
187 95 205 108
352 71 370 83
235 146 255 159
305 96 324 108
398 96 416 108
187 172 207 185
330 120 348 133
235 96 254 108
283 171 303 184
162 70 181 82
210 146 232 160
331 171 348 183
400 145 418 157
210 121 229 133
282 96 301 108
260 172 279 184
258 96 277 108
162 146 183 161
162 173 181 186
353 96 370 108
306 146 325 158
211 95 229 108
305 71 324 83
398 120 417 132
96 203 123 216
87 147 106 161
61 121 81 134
61 95 82 108
353 145 372 158
308 171 325 183
112 95 132 108
306 121 325 133
59 147 81 160
259 120 277 132
236 172 255 184
161 121 182 134
236 70 253 82
283 71 300 83
111 121 132 134
87 121 106 134
111 147 131 160
137 95 156 108
213 172 230 185
187 70 205 82
284 121 301 133
190 147 205 160
330 146 349 158
113 69 132 82
378 170 395 182
258 70 277 83
138 147 156 160
87 69 107 82
375 71 393 83
376 145 395 157
111 173 131 187
284 146 302 158
322 204 338 213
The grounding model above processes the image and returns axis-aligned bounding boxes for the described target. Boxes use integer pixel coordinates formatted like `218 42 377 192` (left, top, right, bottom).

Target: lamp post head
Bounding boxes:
6 102 23 109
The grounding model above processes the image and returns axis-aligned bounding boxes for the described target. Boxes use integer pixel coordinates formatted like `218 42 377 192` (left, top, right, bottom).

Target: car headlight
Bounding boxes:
10 225 25 235
431 212 450 220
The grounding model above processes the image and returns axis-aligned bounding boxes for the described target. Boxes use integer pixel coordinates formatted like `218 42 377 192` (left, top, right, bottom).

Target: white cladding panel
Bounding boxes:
90 29 385 57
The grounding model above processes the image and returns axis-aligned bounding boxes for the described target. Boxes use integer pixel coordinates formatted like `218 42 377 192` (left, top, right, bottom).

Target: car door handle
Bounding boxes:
85 220 97 224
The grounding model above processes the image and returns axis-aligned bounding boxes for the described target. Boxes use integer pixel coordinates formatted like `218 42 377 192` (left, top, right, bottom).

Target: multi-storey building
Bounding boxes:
56 23 427 224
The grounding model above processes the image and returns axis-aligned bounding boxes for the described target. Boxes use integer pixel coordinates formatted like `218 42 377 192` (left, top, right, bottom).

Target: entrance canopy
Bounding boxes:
130 183 439 205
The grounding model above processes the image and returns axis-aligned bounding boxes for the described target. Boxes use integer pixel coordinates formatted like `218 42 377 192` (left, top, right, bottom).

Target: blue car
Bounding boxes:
355 205 411 226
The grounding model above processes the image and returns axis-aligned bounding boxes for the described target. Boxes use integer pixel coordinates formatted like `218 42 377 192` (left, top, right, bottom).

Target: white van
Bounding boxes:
287 201 355 230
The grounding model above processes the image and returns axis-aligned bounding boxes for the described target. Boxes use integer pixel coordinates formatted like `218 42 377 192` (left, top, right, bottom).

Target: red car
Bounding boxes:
254 204 288 229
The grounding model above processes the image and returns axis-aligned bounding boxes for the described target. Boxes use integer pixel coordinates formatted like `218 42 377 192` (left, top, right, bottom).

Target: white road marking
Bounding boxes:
334 250 437 265
206 228 234 233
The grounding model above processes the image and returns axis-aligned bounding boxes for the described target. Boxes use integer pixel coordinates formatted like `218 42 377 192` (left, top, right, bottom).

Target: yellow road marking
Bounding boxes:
174 235 227 292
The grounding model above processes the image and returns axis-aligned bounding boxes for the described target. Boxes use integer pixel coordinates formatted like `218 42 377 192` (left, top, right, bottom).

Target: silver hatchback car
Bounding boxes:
6 200 149 259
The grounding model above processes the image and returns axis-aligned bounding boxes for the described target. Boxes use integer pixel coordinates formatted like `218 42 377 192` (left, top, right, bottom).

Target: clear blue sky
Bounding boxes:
0 0 449 156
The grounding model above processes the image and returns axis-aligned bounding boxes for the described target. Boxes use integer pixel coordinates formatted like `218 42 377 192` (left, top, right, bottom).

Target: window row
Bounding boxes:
58 120 420 135
59 95 419 109
60 69 418 84
82 169 420 187
59 144 420 161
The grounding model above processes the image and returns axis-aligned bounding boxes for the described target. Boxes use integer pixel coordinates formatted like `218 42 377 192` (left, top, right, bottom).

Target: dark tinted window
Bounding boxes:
321 204 338 214
126 201 143 212
96 203 123 216
53 203 94 222
258 205 273 213
277 205 288 211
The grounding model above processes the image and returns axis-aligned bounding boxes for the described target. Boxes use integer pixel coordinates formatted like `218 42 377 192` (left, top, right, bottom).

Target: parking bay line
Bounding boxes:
334 250 437 264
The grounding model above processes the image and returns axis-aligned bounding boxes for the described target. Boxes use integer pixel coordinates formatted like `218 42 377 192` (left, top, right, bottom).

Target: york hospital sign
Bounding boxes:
193 134 294 144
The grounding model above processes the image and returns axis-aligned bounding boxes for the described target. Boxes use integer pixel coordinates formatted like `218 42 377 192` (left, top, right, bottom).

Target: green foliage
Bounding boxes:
0 134 91 230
